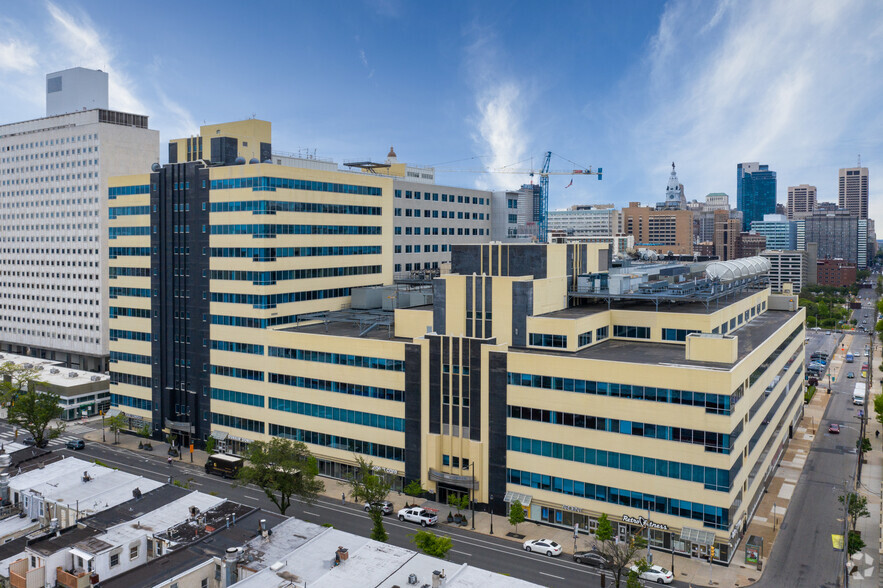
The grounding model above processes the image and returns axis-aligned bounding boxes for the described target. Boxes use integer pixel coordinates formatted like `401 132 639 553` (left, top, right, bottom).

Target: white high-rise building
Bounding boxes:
0 68 158 371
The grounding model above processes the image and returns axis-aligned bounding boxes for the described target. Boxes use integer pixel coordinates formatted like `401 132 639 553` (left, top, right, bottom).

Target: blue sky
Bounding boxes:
2 1 882 220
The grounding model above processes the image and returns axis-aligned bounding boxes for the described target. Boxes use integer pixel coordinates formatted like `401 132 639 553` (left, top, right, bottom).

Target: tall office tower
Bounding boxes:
621 202 693 255
107 121 392 446
838 167 869 219
0 68 158 371
750 214 797 250
786 185 816 219
713 209 741 260
737 162 777 230
800 210 867 268
761 250 807 293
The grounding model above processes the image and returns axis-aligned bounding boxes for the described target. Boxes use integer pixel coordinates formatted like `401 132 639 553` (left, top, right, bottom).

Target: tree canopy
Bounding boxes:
411 530 453 559
346 456 392 542
236 437 324 515
594 513 647 588
8 390 64 446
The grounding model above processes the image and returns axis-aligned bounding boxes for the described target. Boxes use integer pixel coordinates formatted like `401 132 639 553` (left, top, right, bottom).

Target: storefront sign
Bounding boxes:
562 505 583 513
622 514 669 531
371 465 399 475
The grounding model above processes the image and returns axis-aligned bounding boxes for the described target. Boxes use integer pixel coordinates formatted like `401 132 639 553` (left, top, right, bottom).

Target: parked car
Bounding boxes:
523 539 562 557
364 501 394 515
65 439 85 450
629 564 674 584
397 507 438 527
22 437 48 448
847 372 855 379
829 423 841 434
573 550 609 567
204 454 244 478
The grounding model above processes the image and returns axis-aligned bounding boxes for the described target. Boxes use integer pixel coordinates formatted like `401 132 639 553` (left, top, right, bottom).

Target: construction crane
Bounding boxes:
434 151 602 242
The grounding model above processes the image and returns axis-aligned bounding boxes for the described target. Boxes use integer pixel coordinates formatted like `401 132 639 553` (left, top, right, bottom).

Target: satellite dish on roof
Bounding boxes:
234 156 246 165
151 163 161 172
249 158 259 164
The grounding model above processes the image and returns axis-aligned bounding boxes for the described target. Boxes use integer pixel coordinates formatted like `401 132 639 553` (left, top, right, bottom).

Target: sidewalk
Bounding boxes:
850 335 882 587
78 391 832 588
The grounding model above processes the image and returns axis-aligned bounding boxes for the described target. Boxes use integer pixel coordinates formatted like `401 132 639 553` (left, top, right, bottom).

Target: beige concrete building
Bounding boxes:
839 167 868 219
621 202 693 255
786 184 816 219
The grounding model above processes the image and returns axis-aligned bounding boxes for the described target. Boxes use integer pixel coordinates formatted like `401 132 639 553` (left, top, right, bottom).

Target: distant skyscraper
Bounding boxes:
787 184 817 219
737 162 777 231
838 166 868 219
751 214 797 250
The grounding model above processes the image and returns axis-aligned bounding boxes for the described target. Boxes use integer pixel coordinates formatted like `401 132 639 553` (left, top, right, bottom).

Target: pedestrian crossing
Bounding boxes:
0 429 83 448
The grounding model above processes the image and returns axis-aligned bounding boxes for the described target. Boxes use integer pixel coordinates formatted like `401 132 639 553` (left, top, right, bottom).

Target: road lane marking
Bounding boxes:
451 549 472 556
303 511 320 517
540 572 565 579
243 494 261 501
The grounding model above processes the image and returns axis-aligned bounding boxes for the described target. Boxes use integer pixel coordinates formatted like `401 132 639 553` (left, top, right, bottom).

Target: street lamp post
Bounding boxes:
470 462 475 530
489 493 494 535
101 410 105 442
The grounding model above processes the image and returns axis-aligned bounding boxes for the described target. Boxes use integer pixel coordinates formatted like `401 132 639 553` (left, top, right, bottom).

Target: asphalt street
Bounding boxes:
756 286 877 588
0 421 650 588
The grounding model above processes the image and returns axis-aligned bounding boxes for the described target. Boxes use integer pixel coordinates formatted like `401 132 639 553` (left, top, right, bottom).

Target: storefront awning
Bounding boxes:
503 491 532 508
210 431 228 441
428 468 478 490
104 408 123 418
680 527 716 546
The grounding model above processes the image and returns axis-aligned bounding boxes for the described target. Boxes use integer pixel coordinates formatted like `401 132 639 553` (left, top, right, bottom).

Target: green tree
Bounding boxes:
236 437 324 515
7 390 64 446
594 513 647 588
874 394 883 432
626 559 650 588
839 493 870 533
447 493 469 515
508 500 526 534
411 530 453 559
106 413 127 444
848 530 866 555
204 435 216 455
0 362 45 407
346 456 392 542
403 480 424 499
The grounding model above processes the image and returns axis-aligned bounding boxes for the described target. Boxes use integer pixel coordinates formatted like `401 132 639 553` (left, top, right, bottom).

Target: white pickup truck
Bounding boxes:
397 507 438 527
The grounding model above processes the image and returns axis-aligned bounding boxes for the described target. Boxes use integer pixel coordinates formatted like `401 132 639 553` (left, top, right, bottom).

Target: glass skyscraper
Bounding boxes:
737 162 777 231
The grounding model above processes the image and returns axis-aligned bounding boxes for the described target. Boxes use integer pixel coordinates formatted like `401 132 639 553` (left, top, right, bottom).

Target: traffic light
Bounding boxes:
710 546 715 559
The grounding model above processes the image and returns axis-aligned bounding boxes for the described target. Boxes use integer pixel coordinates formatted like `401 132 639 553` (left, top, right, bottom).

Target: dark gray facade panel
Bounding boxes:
491 245 498 276
511 281 533 347
404 344 422 483
469 339 483 441
260 142 272 162
150 163 211 445
484 278 493 340
428 337 441 434
487 350 508 515
465 278 473 338
168 142 178 164
432 279 446 334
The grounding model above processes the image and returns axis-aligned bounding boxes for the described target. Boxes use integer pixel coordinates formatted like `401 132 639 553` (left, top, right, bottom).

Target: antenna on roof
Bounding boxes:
858 154 861 167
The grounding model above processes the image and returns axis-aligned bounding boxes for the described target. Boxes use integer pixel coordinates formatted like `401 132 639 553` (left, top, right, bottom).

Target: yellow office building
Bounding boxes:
109 126 803 566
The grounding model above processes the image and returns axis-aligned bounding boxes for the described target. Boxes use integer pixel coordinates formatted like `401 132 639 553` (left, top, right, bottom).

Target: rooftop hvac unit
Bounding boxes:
90 375 101 382
49 368 60 374
68 372 78 378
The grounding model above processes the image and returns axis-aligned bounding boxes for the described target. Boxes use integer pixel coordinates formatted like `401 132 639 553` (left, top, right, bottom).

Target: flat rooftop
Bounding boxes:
516 309 797 369
231 523 540 588
27 525 99 556
274 306 432 341
100 510 288 588
83 485 189 531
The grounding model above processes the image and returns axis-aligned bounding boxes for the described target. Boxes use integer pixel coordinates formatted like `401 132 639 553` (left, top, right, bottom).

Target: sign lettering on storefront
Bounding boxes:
562 505 582 513
371 465 399 475
622 514 669 531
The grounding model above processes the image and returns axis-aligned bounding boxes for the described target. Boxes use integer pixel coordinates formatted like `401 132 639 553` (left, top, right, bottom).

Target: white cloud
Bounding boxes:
626 0 883 214
0 39 38 73
45 2 147 115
